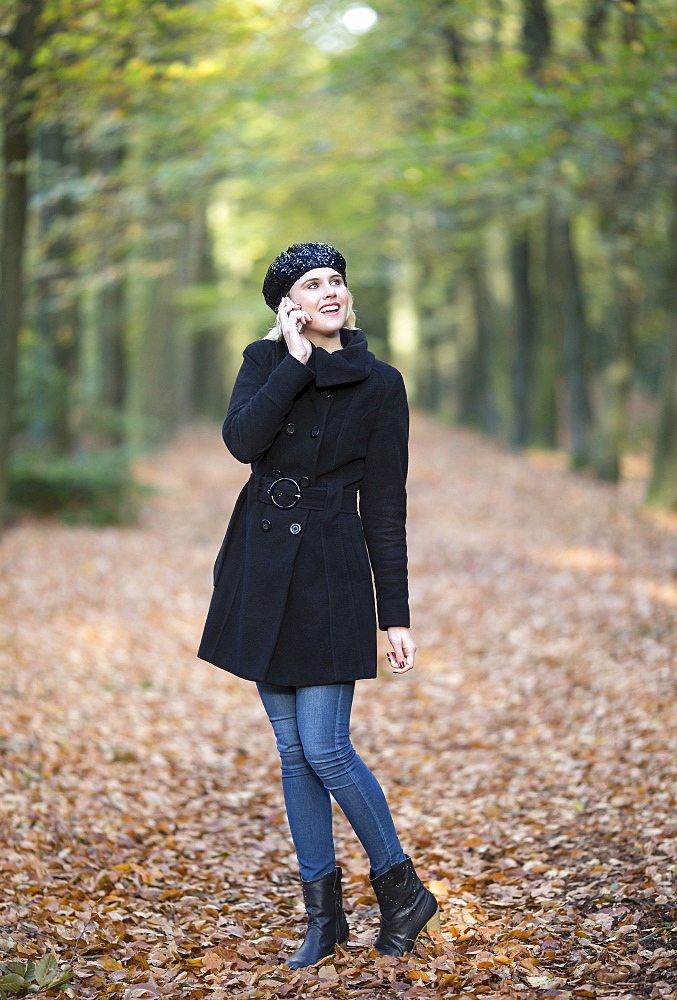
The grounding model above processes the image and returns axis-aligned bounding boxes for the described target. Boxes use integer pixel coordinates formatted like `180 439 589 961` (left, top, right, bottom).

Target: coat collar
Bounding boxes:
307 328 374 388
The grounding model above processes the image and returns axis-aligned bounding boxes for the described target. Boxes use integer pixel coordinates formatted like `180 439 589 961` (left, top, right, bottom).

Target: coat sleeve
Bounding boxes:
222 343 315 463
359 370 410 630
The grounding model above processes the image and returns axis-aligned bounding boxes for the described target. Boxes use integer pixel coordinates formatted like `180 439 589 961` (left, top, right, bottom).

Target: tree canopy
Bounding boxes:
2 0 677 523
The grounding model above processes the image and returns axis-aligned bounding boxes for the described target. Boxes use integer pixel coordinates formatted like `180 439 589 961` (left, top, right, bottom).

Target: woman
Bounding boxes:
198 243 439 969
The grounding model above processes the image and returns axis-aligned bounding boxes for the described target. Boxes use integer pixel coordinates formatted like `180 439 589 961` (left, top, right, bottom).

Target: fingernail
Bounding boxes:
399 661 405 669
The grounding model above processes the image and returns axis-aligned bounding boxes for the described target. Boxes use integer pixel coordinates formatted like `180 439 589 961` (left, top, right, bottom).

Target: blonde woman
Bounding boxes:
198 243 439 968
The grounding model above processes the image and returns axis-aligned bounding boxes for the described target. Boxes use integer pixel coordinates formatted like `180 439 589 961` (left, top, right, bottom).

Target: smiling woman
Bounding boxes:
198 241 439 970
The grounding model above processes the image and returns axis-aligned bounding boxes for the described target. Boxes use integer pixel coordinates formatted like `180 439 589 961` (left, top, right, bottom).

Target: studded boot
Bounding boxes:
370 856 440 956
285 866 349 969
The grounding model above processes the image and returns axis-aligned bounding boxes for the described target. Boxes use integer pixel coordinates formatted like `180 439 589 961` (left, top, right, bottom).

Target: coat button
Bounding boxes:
300 476 309 487
261 518 271 531
289 523 301 535
285 422 296 435
320 388 332 398
272 469 282 478
310 426 320 438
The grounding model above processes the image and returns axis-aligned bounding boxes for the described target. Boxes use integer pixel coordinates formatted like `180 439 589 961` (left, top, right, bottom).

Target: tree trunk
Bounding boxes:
620 0 640 46
647 128 677 507
532 205 558 448
507 0 551 448
560 214 592 467
96 128 128 445
522 0 552 74
132 215 183 445
647 327 677 507
187 201 226 420
182 203 227 420
546 204 592 466
33 123 80 453
458 257 498 433
591 233 638 481
585 0 610 60
0 1 43 526
510 232 536 448
99 277 128 443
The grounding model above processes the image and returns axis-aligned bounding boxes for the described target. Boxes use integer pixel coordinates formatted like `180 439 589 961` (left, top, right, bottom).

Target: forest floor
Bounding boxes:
1 413 676 1000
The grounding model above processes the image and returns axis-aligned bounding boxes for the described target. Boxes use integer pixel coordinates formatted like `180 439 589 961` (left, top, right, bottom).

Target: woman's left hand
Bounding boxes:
386 627 417 673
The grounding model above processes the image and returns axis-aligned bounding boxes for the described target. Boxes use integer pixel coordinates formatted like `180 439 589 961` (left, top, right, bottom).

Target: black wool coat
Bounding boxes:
197 327 410 687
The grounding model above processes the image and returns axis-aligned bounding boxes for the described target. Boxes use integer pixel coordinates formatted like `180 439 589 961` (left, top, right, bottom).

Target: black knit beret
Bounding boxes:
262 243 347 312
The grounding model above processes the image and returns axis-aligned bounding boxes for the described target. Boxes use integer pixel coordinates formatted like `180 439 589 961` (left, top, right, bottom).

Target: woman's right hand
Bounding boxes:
278 297 312 364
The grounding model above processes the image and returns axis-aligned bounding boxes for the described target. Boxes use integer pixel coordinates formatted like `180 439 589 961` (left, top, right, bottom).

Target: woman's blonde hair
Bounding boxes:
263 290 357 341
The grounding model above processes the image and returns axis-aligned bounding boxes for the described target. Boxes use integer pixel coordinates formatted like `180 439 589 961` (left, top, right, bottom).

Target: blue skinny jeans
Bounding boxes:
257 681 406 882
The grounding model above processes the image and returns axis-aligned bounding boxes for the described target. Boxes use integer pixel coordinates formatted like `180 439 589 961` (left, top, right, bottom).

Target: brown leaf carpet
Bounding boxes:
1 413 676 999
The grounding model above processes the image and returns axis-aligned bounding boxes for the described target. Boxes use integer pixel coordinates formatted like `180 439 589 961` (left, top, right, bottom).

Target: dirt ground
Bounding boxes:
1 413 676 999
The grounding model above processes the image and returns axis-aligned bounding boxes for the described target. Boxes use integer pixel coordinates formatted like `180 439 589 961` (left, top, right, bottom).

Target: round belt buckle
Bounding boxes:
268 477 301 509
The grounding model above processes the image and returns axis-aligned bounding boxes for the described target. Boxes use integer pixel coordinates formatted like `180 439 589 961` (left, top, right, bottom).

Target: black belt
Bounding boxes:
258 476 357 514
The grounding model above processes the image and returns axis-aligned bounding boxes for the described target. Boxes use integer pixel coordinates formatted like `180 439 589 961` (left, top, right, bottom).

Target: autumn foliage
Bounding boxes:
1 415 676 998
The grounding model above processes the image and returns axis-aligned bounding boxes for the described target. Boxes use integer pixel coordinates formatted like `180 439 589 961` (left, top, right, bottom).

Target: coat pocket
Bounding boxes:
341 514 373 582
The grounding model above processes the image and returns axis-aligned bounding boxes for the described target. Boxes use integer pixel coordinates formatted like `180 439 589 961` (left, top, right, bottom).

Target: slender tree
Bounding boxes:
558 212 592 467
647 127 677 508
584 0 610 60
32 123 80 452
509 0 552 448
0 1 44 525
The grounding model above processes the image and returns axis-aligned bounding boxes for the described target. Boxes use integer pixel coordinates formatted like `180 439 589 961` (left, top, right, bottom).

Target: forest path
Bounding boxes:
1 414 676 999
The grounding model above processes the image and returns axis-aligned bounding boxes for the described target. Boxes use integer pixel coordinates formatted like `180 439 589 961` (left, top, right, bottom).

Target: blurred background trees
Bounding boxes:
1 0 677 525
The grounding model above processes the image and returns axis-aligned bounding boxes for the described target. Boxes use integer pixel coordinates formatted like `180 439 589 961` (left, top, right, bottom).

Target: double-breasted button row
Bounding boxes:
281 424 322 439
261 518 302 535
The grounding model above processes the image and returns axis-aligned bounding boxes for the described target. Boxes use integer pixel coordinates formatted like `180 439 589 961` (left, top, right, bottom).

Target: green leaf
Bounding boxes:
47 966 73 989
33 954 57 988
5 964 29 979
0 975 26 994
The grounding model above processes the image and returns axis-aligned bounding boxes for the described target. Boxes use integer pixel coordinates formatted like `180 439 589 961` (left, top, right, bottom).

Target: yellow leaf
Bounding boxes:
96 957 123 972
428 880 450 899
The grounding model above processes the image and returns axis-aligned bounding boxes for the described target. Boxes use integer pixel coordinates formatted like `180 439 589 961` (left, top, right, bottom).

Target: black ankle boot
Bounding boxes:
370 857 440 956
285 866 350 969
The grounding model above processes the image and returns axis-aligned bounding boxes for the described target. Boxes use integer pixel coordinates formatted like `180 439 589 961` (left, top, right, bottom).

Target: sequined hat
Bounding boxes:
262 243 347 311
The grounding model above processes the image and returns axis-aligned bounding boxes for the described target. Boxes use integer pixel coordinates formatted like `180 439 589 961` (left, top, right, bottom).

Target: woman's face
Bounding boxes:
287 267 349 336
